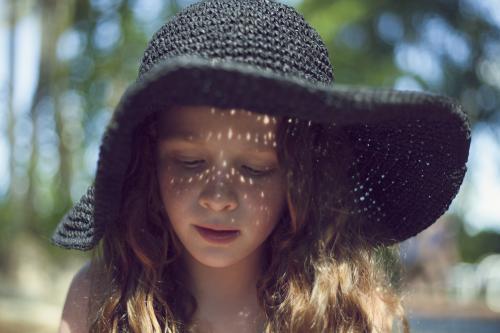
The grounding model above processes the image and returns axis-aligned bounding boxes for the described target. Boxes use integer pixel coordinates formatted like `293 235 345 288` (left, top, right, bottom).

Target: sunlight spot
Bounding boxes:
217 170 221 175
225 173 229 179
249 178 253 185
260 191 265 198
263 115 270 125
255 136 259 143
217 132 221 140
227 128 233 139
240 175 246 183
222 160 227 167
210 108 216 114
238 311 250 317
188 177 193 183
244 193 248 199
231 167 235 176
246 132 251 141
230 109 236 115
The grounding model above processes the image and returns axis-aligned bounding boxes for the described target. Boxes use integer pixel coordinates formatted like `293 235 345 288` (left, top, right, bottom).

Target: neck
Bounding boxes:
185 247 264 309
182 244 266 331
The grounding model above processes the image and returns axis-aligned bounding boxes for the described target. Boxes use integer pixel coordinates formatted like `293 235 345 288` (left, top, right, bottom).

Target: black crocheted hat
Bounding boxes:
51 0 471 251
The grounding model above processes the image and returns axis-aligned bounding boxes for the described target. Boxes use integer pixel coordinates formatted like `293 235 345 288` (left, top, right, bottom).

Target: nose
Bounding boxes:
198 180 238 212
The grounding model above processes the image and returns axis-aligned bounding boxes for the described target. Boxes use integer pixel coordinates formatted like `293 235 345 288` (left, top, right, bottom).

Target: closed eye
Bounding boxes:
179 159 204 168
177 159 274 177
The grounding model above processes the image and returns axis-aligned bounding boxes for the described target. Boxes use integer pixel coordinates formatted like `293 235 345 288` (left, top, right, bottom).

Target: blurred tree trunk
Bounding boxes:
25 0 76 234
51 0 73 215
7 0 18 205
25 2 44 234
27 0 55 227
1 0 19 276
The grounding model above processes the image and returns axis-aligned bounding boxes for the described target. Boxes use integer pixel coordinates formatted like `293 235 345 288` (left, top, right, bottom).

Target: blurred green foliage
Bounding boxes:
458 222 500 263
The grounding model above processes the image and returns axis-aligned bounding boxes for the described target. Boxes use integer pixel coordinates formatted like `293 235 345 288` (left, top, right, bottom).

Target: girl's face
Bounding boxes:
156 105 287 268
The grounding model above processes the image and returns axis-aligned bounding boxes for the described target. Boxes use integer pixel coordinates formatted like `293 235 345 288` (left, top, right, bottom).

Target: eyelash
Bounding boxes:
177 159 273 177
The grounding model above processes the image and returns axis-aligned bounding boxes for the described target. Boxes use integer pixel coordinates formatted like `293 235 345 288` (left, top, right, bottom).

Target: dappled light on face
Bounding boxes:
156 105 286 234
157 107 280 188
156 106 287 270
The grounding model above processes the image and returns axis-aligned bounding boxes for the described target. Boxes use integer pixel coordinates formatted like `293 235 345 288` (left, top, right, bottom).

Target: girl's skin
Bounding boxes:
57 106 289 333
157 106 288 332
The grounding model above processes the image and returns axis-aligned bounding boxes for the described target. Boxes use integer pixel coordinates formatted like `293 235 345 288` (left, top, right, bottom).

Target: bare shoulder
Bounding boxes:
57 260 94 333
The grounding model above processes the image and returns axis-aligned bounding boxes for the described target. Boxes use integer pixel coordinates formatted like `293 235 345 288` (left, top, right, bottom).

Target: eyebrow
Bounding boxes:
161 131 277 153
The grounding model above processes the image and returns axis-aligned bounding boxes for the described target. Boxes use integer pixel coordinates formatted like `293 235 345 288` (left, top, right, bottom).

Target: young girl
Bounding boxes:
52 0 471 332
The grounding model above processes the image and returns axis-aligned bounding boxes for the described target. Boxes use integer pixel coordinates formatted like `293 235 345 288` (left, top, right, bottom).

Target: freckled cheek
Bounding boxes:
157 166 201 203
242 182 286 229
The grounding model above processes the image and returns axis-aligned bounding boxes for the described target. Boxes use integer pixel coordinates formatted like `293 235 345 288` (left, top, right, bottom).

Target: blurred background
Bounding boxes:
1 0 499 332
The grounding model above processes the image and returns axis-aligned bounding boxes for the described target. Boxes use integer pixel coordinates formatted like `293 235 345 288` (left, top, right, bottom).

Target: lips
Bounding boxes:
195 224 239 232
194 225 240 244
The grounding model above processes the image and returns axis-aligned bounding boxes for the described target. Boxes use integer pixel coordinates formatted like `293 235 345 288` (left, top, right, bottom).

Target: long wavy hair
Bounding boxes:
87 107 410 333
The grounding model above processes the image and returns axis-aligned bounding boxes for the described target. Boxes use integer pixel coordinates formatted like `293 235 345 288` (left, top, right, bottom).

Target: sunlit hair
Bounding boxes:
87 107 410 333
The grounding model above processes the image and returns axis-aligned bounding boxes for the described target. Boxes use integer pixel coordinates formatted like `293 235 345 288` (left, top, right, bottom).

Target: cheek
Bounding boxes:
158 161 199 191
157 165 199 219
242 178 287 231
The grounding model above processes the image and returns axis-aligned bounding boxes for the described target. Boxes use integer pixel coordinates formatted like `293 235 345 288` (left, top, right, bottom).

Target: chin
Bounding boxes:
193 252 241 268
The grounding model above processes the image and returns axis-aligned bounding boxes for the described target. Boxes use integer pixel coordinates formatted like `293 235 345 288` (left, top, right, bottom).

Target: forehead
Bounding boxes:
158 105 278 143
160 105 276 129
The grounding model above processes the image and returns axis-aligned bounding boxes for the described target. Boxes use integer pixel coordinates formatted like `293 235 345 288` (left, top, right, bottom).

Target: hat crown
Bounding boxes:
138 0 334 84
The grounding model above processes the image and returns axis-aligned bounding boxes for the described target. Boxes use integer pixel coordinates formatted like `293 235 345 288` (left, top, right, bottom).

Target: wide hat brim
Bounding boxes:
51 55 471 251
